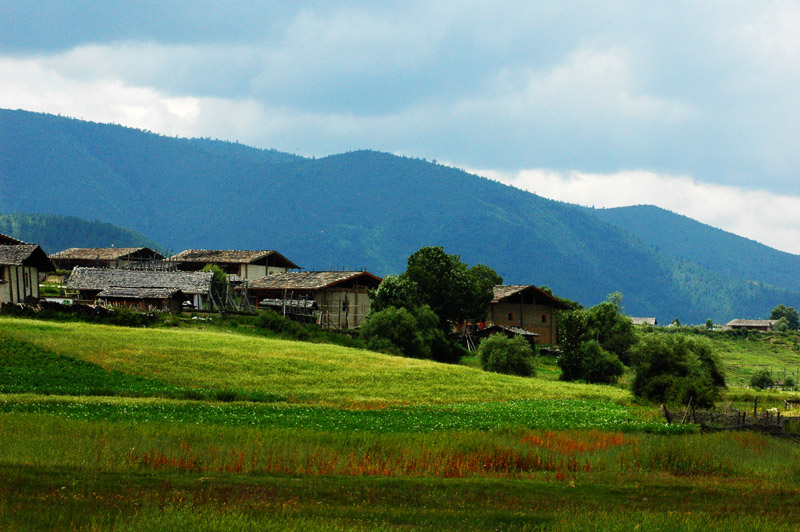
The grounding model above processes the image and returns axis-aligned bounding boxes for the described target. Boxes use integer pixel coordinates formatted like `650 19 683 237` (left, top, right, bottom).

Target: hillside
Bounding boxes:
0 212 160 253
589 205 800 293
2 108 798 323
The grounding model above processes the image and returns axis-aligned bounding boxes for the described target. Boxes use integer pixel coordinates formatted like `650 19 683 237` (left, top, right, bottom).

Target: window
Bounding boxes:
542 314 547 323
508 312 514 321
0 266 5 282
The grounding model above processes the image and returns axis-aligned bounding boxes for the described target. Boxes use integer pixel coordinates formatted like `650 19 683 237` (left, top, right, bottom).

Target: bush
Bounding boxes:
750 369 774 390
557 311 624 384
478 334 536 376
783 375 796 391
576 340 624 384
359 306 428 358
631 333 726 408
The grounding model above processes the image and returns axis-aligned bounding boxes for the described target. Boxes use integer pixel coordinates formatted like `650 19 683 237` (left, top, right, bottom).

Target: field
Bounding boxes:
2 316 800 530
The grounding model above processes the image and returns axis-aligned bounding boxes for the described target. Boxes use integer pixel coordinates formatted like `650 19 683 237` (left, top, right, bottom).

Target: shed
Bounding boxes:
249 270 382 329
169 249 301 281
486 285 570 345
0 244 56 305
65 267 213 310
96 287 185 312
474 324 539 349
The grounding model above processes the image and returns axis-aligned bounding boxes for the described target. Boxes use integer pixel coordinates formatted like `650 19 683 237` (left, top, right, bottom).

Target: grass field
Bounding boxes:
2 316 800 530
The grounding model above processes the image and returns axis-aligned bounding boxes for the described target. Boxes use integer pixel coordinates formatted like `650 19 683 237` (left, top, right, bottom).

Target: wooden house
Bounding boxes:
484 285 570 345
50 247 165 270
248 271 382 330
726 319 778 332
0 244 56 305
169 249 300 282
65 267 213 310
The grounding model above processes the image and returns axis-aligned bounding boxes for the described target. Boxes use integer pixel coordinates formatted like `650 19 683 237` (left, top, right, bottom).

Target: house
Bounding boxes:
726 319 779 332
50 247 165 270
169 249 300 282
0 244 56 305
95 287 185 313
65 267 214 310
485 285 570 344
248 270 382 329
629 317 658 326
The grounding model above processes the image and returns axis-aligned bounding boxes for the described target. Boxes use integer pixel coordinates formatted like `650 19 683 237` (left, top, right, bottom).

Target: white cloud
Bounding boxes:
474 167 800 256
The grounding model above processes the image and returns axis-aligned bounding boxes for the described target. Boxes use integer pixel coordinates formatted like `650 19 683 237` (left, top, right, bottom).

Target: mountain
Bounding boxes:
1 108 798 323
587 205 800 294
0 213 160 253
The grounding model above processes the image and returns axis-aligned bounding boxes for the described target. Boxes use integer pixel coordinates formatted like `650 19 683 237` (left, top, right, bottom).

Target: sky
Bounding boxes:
2 1 800 253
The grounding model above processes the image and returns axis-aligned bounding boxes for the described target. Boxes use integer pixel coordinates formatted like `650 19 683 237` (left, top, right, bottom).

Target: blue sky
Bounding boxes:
3 1 800 252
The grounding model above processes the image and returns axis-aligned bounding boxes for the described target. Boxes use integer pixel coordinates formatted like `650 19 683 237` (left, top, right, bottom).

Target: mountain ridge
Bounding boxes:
1 108 797 323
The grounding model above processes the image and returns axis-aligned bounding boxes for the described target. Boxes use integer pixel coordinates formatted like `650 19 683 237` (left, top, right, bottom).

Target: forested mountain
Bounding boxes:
0 213 160 254
588 205 800 294
1 108 798 323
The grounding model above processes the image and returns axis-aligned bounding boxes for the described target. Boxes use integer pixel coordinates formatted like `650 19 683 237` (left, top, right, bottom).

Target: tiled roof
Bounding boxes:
0 244 55 270
66 267 213 295
50 247 163 261
170 249 300 269
727 319 778 327
249 271 382 291
491 285 569 308
0 233 25 245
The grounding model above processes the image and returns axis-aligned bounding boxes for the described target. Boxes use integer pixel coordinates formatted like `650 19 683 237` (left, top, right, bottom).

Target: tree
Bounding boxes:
201 263 228 283
705 319 714 330
369 274 420 313
771 305 799 330
359 306 428 359
404 246 501 328
631 333 726 408
557 308 624 384
584 299 637 365
749 369 774 390
478 334 536 377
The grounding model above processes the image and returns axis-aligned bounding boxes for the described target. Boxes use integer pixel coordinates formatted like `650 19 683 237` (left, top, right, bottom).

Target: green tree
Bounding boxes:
201 263 228 284
478 334 536 377
557 308 624 384
749 368 774 390
359 306 427 359
369 274 420 313
631 333 726 408
584 299 637 365
770 304 799 330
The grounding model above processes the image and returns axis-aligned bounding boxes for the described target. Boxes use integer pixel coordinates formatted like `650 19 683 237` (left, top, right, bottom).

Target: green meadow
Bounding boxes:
2 316 800 531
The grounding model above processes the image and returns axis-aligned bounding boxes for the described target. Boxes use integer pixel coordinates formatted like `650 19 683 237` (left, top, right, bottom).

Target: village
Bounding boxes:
0 232 786 346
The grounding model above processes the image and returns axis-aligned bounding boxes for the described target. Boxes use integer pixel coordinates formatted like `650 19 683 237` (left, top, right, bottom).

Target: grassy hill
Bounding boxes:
2 108 799 323
3 317 800 530
0 212 160 254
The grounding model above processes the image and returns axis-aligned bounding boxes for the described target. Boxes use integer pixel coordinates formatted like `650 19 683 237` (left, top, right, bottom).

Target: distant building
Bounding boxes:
485 285 571 345
629 317 658 326
248 271 382 330
0 232 25 245
726 319 779 332
0 244 55 305
50 247 165 270
65 267 213 310
170 249 300 282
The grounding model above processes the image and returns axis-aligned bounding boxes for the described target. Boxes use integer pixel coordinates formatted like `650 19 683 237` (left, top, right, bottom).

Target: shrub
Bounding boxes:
783 375 796 391
478 334 535 377
631 333 726 408
750 369 774 390
577 340 624 384
359 306 428 358
557 311 624 384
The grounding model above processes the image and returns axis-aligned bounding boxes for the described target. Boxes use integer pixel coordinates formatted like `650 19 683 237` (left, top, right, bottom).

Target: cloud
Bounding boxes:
474 167 800 256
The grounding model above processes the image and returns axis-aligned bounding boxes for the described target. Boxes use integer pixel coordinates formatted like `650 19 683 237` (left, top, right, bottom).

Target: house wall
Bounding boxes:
0 266 40 304
316 288 372 330
487 301 558 344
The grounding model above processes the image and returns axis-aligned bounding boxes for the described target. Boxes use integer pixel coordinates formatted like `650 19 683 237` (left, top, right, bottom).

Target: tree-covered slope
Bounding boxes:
2 108 798 323
0 213 160 254
588 205 800 293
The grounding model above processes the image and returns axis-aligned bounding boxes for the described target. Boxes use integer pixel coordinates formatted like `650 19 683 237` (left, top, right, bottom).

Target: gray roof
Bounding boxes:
66 267 213 295
629 317 658 326
0 233 25 245
50 247 164 261
97 287 184 300
491 285 570 309
727 319 779 328
0 244 55 270
170 249 300 269
249 271 382 291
